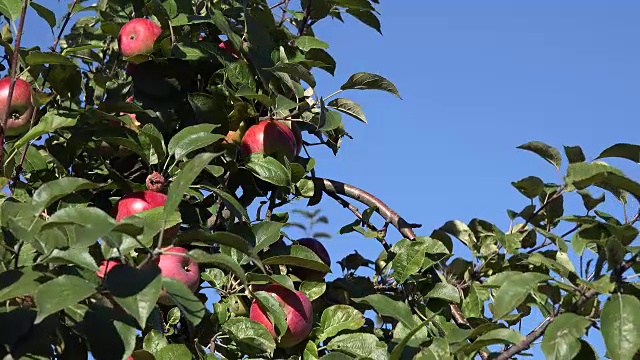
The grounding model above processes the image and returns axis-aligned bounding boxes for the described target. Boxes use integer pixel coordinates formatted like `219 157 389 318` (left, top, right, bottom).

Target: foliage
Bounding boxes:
0 1 638 360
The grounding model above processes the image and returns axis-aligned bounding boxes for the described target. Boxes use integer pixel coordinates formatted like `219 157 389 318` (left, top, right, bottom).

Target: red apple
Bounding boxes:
249 284 314 348
96 259 123 279
0 77 34 136
157 246 200 304
241 120 298 160
219 40 240 59
114 190 167 222
118 18 162 57
289 238 331 281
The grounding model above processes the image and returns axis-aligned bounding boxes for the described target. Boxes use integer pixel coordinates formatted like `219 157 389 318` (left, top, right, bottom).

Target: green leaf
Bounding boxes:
316 305 365 342
34 275 96 323
390 320 431 360
14 111 78 149
41 207 116 247
31 177 98 215
254 290 288 340
565 161 640 203
564 145 586 163
601 294 640 360
303 340 319 360
596 143 640 163
46 248 99 271
252 221 285 253
0 0 22 20
207 187 249 222
517 141 562 169
492 272 550 320
346 9 382 34
30 2 56 28
167 124 219 156
174 133 223 160
296 36 329 51
270 63 316 88
327 333 388 360
25 51 76 66
222 317 276 356
299 281 326 301
83 304 137 360
390 238 426 283
155 344 192 360
340 72 401 98
424 282 460 303
164 152 216 220
463 329 524 355
0 269 46 302
511 176 544 199
143 329 168 355
104 264 162 329
440 220 476 249
236 86 273 106
245 153 292 187
181 230 253 256
139 123 167 165
262 244 331 273
188 249 247 286
327 98 367 123
541 313 591 360
161 277 206 325
353 294 417 328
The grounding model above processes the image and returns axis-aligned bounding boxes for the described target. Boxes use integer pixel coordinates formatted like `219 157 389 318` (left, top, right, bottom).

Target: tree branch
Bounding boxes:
323 190 390 251
314 178 421 240
0 0 30 169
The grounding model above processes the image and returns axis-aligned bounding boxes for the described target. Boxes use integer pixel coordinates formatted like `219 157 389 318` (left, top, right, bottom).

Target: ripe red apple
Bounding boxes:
249 284 314 348
219 40 240 59
96 259 123 279
118 18 162 57
241 119 298 160
114 190 167 222
157 246 200 304
289 238 331 281
0 77 34 136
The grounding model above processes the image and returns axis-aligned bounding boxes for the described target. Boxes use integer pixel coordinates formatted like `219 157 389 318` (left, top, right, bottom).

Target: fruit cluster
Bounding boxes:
87 17 329 349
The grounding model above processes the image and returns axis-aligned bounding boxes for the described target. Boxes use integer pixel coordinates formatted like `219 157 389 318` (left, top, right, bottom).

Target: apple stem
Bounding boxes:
0 0 30 170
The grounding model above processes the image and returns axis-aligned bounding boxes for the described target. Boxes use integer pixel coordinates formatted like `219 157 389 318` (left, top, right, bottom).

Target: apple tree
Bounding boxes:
0 0 638 359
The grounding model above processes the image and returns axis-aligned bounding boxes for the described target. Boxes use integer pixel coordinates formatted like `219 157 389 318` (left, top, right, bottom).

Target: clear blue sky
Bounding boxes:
20 1 640 358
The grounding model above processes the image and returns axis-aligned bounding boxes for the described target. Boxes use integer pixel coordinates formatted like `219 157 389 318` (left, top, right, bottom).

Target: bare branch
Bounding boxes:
314 177 421 240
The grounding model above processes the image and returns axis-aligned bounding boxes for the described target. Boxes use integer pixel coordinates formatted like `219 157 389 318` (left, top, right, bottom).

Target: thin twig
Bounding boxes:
518 190 564 233
278 0 291 27
324 190 390 251
270 0 285 10
297 0 312 36
0 0 30 168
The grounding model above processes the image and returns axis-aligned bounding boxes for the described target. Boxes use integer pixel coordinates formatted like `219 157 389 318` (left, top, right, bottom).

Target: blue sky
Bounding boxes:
18 1 640 358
